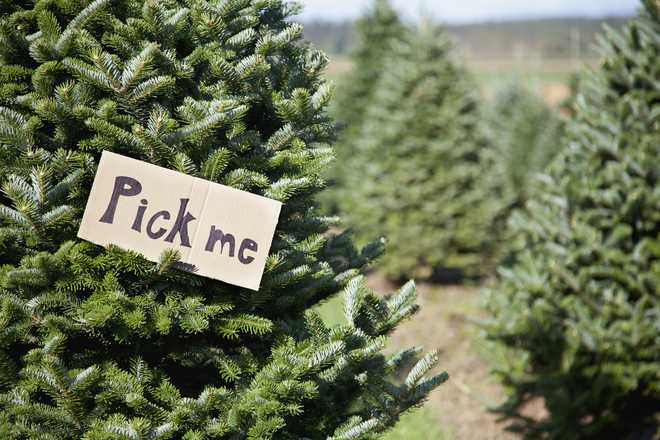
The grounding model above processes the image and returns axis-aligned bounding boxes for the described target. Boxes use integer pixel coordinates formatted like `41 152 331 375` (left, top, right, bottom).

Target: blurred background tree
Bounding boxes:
320 0 406 214
484 82 565 215
336 28 499 281
302 0 656 438
484 1 659 438
333 0 406 134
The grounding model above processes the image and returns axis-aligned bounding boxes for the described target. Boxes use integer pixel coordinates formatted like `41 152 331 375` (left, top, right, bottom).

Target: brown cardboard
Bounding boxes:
78 151 282 290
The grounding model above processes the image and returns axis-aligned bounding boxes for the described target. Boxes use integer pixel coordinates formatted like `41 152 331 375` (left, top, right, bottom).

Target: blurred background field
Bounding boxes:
304 6 644 439
307 17 628 103
325 55 577 105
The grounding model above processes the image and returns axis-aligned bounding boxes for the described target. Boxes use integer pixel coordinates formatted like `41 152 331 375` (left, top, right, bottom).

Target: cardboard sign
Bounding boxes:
78 151 282 290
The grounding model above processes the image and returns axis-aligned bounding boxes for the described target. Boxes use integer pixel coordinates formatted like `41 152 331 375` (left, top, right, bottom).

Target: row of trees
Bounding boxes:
325 0 564 281
0 1 446 439
327 0 659 439
484 1 660 437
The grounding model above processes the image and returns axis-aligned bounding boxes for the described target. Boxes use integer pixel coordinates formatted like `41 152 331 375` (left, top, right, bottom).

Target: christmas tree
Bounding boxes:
484 2 660 438
0 1 447 438
320 0 405 214
485 83 564 214
338 29 498 281
333 0 405 135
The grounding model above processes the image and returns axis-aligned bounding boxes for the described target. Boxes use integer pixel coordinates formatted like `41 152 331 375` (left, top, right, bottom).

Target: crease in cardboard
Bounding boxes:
178 178 196 265
181 177 212 271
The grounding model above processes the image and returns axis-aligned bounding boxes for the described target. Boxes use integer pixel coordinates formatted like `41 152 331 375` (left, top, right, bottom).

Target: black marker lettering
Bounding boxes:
205 226 236 256
131 199 149 232
164 198 196 247
99 176 142 224
147 210 170 239
238 239 258 265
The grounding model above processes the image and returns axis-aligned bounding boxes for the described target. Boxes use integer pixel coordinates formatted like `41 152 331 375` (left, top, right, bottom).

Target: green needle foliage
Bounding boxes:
485 83 565 214
0 1 447 438
321 0 406 214
560 72 582 117
484 2 660 438
338 29 499 281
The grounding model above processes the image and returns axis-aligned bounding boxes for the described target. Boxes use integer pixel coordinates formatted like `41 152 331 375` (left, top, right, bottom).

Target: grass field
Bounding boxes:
315 274 521 440
383 407 451 440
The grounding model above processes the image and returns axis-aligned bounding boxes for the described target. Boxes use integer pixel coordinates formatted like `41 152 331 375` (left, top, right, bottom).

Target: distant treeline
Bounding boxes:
303 17 630 59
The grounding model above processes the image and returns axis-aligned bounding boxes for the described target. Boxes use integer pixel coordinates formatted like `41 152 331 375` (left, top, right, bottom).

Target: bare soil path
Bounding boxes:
366 274 518 440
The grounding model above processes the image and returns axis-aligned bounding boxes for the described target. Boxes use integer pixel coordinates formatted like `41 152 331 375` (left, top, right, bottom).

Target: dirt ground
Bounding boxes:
366 273 520 440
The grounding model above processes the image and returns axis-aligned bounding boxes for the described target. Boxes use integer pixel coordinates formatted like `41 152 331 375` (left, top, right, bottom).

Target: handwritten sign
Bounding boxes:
78 151 282 290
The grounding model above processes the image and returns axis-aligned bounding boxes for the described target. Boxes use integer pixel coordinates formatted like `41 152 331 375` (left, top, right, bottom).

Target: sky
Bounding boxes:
298 0 639 23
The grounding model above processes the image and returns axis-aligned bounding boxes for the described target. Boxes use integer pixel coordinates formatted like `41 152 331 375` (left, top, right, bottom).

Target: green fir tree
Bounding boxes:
338 29 498 281
0 1 447 438
333 0 405 134
485 83 565 214
484 2 660 438
320 0 406 214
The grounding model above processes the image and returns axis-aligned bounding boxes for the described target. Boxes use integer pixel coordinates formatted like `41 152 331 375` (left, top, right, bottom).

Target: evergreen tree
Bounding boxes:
0 1 447 438
560 72 582 117
320 0 405 214
485 83 564 214
484 2 660 438
0 0 34 109
333 0 405 133
338 29 498 281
